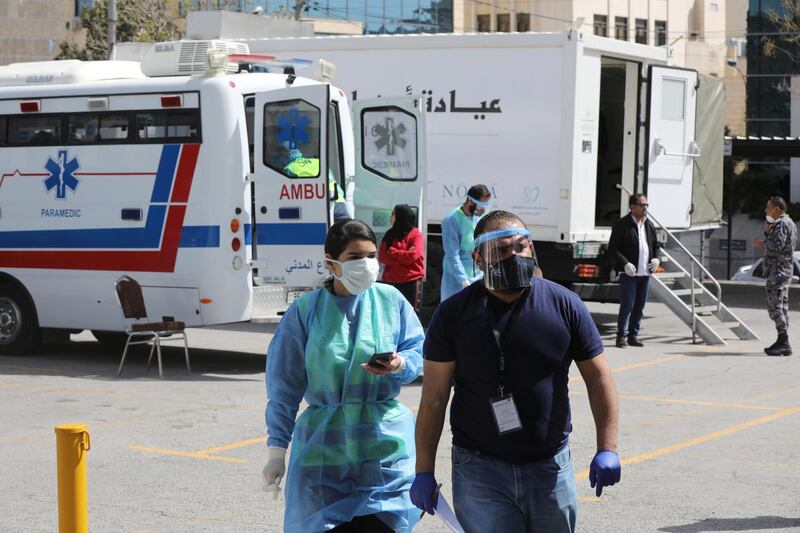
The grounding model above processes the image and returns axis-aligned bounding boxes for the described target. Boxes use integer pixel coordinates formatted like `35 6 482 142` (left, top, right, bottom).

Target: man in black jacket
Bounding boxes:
607 194 663 348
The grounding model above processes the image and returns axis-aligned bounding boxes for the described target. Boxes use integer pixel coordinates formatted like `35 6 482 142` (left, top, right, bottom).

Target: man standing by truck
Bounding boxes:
440 184 492 301
763 196 797 356
607 194 662 349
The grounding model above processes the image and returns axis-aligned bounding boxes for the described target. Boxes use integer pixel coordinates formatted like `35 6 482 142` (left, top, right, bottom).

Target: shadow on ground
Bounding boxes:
659 516 800 532
0 340 265 382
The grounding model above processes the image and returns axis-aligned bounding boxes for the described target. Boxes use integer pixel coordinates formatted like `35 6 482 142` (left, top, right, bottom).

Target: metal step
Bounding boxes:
654 272 687 280
672 288 700 296
713 321 741 330
692 305 720 313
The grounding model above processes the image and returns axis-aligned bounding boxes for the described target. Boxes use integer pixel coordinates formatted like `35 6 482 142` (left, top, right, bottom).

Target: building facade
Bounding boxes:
0 0 86 65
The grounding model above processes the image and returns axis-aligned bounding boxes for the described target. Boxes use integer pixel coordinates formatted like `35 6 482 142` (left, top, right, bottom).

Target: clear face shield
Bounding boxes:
473 227 541 291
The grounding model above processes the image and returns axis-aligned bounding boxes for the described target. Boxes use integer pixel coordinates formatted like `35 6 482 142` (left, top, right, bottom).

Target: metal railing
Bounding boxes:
617 185 721 318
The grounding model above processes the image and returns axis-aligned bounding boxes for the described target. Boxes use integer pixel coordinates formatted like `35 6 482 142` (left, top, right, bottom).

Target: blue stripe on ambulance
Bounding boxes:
179 226 220 248
255 223 327 245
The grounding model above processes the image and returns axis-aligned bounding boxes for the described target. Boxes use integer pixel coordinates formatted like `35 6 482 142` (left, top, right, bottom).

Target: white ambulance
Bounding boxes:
0 41 426 354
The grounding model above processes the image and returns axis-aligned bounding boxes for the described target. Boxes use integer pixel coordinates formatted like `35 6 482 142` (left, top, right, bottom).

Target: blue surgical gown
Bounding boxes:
441 207 483 301
266 283 423 532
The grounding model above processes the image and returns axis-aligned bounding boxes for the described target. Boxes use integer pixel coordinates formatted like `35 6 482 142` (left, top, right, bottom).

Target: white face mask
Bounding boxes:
327 257 379 295
766 214 776 224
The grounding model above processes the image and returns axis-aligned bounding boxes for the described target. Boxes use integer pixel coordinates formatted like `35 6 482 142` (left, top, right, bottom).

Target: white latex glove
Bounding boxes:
648 258 661 272
263 446 287 499
624 263 637 277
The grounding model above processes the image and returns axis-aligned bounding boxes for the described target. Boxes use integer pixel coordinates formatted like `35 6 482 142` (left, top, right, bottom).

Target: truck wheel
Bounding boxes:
0 284 41 355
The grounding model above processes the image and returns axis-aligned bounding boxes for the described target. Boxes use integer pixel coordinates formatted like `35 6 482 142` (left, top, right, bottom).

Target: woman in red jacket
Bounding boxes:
379 204 425 308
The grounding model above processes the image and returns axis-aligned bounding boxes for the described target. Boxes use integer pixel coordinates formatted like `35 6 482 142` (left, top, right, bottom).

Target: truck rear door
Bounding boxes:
252 84 329 286
353 97 427 258
645 66 699 229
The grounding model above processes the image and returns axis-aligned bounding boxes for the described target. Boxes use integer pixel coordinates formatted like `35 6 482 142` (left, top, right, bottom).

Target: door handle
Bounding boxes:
654 138 701 158
121 208 142 221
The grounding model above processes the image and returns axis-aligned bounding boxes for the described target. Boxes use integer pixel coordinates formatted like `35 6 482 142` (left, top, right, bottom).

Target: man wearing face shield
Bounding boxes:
440 184 492 301
411 210 621 532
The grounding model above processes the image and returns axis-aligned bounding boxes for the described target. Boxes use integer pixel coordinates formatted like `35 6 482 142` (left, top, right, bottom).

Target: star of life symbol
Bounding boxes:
44 150 80 199
371 117 407 156
277 108 311 150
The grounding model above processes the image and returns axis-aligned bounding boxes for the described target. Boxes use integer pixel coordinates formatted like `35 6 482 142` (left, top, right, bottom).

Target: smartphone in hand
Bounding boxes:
367 352 394 368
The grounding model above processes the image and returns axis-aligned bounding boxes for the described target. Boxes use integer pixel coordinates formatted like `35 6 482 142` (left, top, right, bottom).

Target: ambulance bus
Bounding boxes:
0 40 426 354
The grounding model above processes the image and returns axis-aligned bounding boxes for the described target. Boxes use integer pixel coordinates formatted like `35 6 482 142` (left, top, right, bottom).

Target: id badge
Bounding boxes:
489 394 523 435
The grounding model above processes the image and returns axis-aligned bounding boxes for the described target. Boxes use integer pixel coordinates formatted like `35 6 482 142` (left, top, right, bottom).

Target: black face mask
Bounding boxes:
486 254 537 290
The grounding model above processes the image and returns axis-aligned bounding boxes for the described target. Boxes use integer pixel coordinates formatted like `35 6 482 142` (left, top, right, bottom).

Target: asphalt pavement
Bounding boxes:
1 291 799 532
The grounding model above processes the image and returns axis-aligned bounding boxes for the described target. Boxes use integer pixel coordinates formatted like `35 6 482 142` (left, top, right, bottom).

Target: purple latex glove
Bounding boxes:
589 450 621 497
410 472 439 515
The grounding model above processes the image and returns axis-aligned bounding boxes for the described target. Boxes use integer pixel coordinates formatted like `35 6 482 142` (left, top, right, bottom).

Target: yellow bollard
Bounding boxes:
55 423 91 533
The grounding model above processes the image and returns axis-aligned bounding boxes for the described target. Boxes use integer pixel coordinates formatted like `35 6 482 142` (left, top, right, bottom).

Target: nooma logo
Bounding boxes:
441 183 499 200
44 150 80 200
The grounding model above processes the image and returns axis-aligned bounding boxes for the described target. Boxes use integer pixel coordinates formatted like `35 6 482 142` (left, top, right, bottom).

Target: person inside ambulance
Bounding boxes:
440 184 492 302
282 143 352 222
263 219 424 532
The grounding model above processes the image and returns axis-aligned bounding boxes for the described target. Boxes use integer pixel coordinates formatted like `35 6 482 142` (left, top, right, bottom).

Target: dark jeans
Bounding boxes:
617 274 650 338
382 280 420 310
328 514 393 532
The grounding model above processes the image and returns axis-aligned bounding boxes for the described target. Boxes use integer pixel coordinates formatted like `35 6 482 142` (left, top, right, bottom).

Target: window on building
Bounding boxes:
615 17 628 41
635 18 647 44
496 14 511 32
517 13 530 32
75 0 93 16
655 20 667 46
710 3 719 12
594 15 608 37
477 14 490 32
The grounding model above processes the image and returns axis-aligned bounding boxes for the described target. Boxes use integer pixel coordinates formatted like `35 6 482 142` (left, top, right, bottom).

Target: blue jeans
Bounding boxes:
617 274 650 338
451 445 577 533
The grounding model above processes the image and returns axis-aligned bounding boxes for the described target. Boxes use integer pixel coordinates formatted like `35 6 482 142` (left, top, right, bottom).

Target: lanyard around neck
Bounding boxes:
483 288 529 396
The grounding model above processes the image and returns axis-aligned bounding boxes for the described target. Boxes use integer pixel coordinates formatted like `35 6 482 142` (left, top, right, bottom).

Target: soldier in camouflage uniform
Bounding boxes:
763 196 798 356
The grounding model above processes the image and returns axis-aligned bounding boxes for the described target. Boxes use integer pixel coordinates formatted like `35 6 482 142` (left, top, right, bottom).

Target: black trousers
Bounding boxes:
381 280 420 309
328 514 394 532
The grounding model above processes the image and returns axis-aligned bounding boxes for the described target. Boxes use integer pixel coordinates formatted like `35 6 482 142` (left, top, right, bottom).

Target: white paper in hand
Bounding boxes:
434 494 466 533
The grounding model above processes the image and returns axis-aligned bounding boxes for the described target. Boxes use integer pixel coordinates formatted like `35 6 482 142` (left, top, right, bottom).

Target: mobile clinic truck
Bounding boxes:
240 30 725 304
0 41 426 354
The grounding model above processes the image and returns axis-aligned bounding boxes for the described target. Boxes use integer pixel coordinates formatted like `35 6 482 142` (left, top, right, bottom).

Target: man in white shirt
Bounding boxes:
607 194 663 348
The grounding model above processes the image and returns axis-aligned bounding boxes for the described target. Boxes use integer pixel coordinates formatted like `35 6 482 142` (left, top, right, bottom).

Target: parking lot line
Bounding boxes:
573 405 800 481
571 391 785 412
570 354 685 382
194 437 266 455
130 444 248 464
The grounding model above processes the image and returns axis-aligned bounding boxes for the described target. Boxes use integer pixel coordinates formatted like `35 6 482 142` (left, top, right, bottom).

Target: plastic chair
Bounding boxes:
114 276 191 378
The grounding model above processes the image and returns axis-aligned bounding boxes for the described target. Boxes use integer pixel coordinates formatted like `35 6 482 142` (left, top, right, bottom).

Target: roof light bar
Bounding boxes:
226 54 312 70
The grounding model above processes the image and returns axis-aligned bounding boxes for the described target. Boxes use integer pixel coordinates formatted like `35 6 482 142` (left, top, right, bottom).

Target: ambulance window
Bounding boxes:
69 114 99 144
7 115 62 146
244 95 255 173
328 102 344 189
99 114 129 141
0 117 7 146
360 106 417 182
263 99 321 178
136 110 200 141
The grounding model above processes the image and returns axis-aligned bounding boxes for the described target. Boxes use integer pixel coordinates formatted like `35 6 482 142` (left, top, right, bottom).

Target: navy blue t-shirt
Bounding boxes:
424 277 604 463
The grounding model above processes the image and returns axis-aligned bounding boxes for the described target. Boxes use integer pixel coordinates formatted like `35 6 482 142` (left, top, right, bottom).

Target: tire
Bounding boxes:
0 283 41 355
91 330 129 351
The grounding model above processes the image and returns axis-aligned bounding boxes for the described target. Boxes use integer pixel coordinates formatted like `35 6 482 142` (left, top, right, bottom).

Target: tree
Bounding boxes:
56 0 179 60
764 0 800 61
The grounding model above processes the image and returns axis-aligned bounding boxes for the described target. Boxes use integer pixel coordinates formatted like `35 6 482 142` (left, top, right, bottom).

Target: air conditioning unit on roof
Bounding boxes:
140 40 250 77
